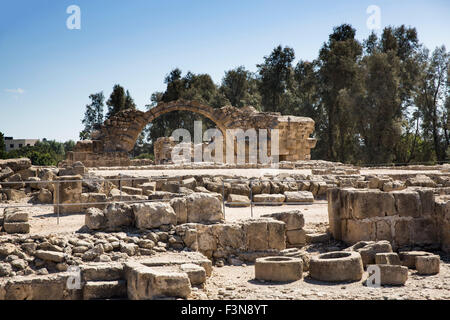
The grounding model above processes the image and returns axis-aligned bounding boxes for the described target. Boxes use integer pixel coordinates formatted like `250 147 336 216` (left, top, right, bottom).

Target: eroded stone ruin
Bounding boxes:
0 156 449 300
65 100 317 167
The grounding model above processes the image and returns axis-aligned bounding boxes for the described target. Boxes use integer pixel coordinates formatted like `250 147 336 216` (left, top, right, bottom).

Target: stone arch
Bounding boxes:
67 99 317 166
96 100 229 153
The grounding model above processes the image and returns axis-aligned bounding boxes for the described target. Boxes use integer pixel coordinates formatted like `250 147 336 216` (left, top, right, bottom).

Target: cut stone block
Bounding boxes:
375 252 401 265
415 255 440 275
3 222 30 234
83 280 127 300
180 263 206 285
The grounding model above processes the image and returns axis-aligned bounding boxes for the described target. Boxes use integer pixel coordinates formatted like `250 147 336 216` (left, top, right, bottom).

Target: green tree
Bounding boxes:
0 132 6 159
220 66 261 108
257 45 295 113
146 69 227 149
80 92 104 140
317 24 363 162
415 45 449 161
106 84 136 119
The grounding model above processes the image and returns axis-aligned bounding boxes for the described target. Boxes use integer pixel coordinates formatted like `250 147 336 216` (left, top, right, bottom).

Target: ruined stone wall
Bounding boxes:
328 187 449 252
65 100 317 167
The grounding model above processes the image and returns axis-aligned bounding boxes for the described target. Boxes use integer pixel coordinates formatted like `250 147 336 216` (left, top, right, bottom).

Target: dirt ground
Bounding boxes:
196 258 450 300
1 196 329 236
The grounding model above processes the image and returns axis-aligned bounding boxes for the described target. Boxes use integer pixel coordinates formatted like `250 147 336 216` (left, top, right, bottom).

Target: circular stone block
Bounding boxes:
309 251 364 282
255 256 303 282
415 255 440 275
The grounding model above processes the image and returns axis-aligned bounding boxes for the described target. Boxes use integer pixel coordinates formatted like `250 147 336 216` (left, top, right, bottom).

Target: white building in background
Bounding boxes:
4 137 39 152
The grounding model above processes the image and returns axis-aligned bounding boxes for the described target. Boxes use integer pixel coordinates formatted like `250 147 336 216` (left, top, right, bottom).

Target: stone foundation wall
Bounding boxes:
328 187 449 252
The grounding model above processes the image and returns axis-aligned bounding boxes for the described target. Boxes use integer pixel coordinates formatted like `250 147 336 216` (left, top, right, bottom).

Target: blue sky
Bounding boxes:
0 0 449 141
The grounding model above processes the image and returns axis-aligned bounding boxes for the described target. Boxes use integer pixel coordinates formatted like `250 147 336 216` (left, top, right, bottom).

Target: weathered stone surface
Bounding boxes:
80 192 107 210
415 255 440 275
0 273 82 300
261 210 304 230
180 263 206 285
34 250 65 263
122 186 143 195
81 262 124 281
124 262 191 300
182 177 197 189
399 251 433 268
227 194 251 207
170 197 187 224
38 188 53 204
132 202 176 229
243 219 286 251
253 193 285 205
3 222 30 234
104 202 134 229
0 158 32 172
83 280 127 300
285 229 306 245
85 207 106 230
347 241 393 267
4 208 28 222
305 232 330 244
283 191 314 203
406 175 436 188
2 188 26 201
375 252 401 265
54 175 83 214
0 167 14 181
185 192 223 223
255 256 303 282
371 264 408 285
141 182 156 195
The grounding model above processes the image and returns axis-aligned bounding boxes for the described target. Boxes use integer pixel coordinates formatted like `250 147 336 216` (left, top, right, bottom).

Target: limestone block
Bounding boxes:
185 192 223 223
253 193 285 206
286 229 306 245
415 255 440 275
170 197 187 224
38 189 53 204
132 202 176 229
369 264 408 285
261 210 305 230
399 251 433 268
124 262 191 300
350 190 395 219
104 202 134 229
342 219 375 244
54 175 83 214
3 222 30 234
283 191 314 203
375 252 401 265
180 263 206 285
85 207 106 230
83 280 127 300
227 194 250 207
392 190 422 218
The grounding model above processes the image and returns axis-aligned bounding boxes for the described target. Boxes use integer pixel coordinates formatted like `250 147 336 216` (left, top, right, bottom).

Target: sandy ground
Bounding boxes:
224 201 328 226
197 258 450 300
1 198 329 235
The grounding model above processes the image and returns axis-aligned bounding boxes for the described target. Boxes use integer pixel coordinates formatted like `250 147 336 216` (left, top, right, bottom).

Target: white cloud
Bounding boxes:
4 88 25 94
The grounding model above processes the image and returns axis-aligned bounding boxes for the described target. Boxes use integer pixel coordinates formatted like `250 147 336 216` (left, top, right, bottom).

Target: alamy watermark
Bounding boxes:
170 121 280 168
366 5 381 30
66 5 81 30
